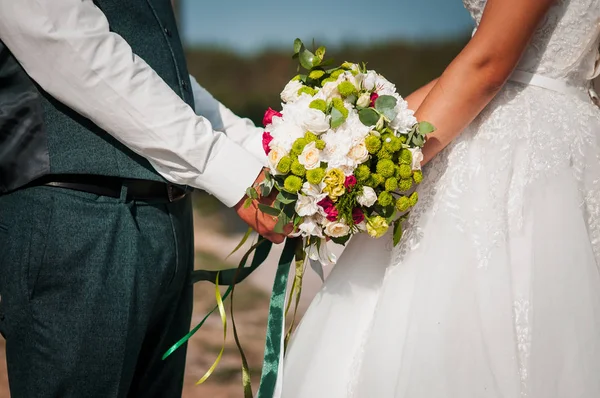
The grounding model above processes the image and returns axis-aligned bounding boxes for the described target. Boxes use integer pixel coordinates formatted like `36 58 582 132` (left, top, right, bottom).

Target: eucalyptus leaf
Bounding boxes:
246 187 258 200
299 47 316 70
293 38 303 54
331 234 351 246
330 107 346 128
276 192 296 205
258 203 281 217
274 217 286 234
243 197 253 209
374 95 397 112
418 121 436 135
381 108 398 122
393 220 403 246
261 183 273 197
359 108 380 127
315 46 326 61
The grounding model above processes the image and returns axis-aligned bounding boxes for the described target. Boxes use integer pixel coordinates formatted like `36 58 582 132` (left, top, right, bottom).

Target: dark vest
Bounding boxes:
0 0 194 193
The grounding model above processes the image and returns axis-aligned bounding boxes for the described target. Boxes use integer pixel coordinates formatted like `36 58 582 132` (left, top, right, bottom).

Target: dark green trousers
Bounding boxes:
0 185 194 397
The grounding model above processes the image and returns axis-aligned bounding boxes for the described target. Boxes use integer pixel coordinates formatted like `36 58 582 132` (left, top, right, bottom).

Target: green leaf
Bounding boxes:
331 234 351 246
276 192 296 205
418 121 436 135
374 95 397 112
393 220 403 246
274 217 286 234
243 197 253 209
257 203 281 217
359 108 380 127
246 187 258 200
261 183 273 197
330 107 346 128
315 46 326 61
299 47 316 70
293 215 303 227
293 38 303 54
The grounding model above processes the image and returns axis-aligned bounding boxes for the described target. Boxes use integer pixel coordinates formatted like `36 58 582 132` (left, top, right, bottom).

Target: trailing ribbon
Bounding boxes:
257 238 302 398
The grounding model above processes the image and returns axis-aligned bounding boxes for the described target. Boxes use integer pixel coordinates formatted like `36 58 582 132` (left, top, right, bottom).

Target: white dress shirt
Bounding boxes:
0 0 266 207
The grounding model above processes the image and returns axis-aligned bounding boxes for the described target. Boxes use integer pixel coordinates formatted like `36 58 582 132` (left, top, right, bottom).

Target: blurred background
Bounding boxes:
0 1 473 396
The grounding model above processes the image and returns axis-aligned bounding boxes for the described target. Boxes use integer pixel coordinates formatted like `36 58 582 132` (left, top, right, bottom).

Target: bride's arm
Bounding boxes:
405 79 439 111
416 0 556 165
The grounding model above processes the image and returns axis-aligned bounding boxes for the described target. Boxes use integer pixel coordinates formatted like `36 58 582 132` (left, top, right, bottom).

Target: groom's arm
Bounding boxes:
188 75 266 164
0 0 261 209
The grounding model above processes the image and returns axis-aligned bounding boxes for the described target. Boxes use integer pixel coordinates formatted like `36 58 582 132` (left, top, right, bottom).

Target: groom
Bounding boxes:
0 0 283 397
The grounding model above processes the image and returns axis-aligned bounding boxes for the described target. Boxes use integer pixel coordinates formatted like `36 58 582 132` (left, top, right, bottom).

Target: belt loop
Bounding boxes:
119 184 129 204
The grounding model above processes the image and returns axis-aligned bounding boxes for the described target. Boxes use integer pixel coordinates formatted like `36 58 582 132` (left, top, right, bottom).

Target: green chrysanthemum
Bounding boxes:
331 69 345 78
398 178 413 192
397 164 413 179
382 136 402 153
331 97 349 118
291 75 301 81
306 168 326 185
298 86 317 96
341 62 355 70
354 164 371 182
284 175 303 193
291 159 306 177
337 81 358 98
309 99 327 113
377 191 394 207
377 148 393 160
321 77 337 86
396 196 411 212
277 156 292 174
291 138 308 155
308 70 325 80
370 173 385 187
315 139 326 150
385 177 398 192
413 170 423 184
399 135 407 144
398 149 413 165
305 132 318 142
376 159 396 178
365 135 382 154
409 192 419 206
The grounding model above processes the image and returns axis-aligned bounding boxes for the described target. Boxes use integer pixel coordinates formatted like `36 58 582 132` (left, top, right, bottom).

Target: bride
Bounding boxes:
280 0 600 396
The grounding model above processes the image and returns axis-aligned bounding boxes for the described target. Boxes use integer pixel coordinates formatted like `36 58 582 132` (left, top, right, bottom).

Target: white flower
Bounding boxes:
410 147 424 170
295 194 320 217
267 145 287 174
357 186 377 207
306 240 337 266
389 97 418 133
301 181 326 198
374 75 396 96
298 141 321 170
324 220 351 238
362 71 378 91
268 118 305 151
316 81 340 101
292 215 324 238
302 108 330 133
281 80 304 103
347 141 370 164
356 92 371 108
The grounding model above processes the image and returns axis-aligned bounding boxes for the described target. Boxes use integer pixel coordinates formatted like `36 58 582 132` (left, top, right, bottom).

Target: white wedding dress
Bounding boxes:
280 1 600 397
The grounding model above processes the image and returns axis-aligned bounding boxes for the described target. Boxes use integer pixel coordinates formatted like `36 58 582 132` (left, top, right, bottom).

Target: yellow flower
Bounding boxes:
323 184 345 201
366 216 389 238
324 168 345 188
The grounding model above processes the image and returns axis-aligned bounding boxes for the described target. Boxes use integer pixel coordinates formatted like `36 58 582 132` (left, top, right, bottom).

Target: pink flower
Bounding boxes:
344 175 357 190
262 132 273 155
263 107 282 127
369 92 379 107
318 197 339 221
352 208 365 225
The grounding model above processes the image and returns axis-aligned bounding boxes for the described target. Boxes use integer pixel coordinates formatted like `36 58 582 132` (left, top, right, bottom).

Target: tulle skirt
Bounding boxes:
280 82 600 397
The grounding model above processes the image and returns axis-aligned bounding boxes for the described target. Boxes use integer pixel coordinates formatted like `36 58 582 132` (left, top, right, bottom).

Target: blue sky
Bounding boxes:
180 0 475 53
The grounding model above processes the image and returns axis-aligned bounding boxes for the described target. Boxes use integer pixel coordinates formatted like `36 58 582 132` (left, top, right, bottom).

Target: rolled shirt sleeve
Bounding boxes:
0 0 263 207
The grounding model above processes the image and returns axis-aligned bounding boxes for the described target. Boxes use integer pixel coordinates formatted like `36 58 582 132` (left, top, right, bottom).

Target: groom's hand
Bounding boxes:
234 170 292 244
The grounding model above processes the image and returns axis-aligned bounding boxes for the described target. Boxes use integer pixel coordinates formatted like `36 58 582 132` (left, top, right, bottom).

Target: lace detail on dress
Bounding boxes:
463 0 600 84
514 297 532 397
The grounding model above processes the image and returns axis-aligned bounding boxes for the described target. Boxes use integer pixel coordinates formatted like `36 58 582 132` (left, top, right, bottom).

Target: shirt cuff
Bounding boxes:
200 137 264 207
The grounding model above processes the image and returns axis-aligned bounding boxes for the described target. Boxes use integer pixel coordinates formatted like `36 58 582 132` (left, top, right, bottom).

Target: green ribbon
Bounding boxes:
162 238 273 361
257 238 300 398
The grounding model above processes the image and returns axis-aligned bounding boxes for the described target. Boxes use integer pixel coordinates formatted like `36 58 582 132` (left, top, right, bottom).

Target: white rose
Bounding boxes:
301 181 326 198
302 109 330 133
324 220 351 238
295 194 320 217
410 147 424 170
281 80 304 103
357 186 377 207
268 146 287 174
356 92 371 108
362 71 378 91
348 141 370 164
298 141 321 170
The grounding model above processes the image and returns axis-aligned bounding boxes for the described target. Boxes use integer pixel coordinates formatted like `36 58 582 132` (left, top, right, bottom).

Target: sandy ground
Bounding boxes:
0 214 344 397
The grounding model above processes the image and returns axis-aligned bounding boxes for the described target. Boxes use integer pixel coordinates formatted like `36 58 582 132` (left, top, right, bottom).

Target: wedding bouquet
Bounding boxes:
247 39 435 264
